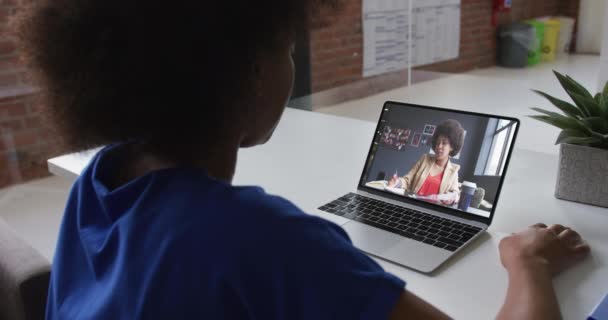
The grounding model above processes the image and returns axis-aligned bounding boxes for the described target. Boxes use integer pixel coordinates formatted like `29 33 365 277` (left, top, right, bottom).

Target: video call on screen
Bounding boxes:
361 103 517 218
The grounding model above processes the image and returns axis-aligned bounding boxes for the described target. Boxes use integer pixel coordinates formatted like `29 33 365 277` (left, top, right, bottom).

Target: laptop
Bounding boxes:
317 101 519 273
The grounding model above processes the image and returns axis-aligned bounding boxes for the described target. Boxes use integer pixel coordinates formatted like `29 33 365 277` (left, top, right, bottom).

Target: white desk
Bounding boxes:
48 108 608 319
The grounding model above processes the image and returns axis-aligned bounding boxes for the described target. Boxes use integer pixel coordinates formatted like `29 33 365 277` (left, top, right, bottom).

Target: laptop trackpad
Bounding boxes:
342 221 402 254
343 220 455 273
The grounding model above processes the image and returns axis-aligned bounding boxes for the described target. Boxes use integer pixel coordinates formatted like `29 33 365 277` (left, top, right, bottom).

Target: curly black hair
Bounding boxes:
14 0 339 161
431 119 465 157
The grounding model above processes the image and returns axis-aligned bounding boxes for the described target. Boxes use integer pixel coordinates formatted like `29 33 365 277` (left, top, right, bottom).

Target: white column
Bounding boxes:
578 0 605 54
598 0 608 90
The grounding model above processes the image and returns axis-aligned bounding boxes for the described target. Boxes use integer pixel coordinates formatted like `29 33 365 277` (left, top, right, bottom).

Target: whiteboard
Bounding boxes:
363 0 461 77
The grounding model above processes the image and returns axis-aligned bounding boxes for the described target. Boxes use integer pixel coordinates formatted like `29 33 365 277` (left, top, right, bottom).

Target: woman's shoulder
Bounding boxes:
420 153 432 162
228 189 343 240
447 161 461 172
226 186 307 218
182 184 331 237
165 184 341 261
421 153 436 164
192 187 350 266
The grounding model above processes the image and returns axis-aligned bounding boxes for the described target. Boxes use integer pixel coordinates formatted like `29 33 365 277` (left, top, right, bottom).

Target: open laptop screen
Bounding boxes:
359 101 519 222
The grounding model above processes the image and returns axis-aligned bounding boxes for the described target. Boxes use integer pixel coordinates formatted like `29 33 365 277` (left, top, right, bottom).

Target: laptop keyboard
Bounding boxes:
318 193 482 252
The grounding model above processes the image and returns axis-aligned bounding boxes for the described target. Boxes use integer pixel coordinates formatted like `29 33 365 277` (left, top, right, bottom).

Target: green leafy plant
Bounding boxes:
530 70 608 149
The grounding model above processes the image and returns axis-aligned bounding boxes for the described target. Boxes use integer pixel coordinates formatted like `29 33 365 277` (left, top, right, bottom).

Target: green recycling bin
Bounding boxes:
525 20 544 66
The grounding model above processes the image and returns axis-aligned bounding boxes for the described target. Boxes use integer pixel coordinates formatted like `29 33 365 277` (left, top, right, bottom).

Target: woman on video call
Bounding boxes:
16 0 590 318
388 119 465 205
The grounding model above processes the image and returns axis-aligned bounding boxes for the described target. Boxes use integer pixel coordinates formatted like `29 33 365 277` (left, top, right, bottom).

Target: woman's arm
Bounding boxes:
388 262 558 320
388 224 590 320
389 291 451 319
388 155 425 190
449 172 460 195
400 155 426 190
496 259 560 320
440 171 460 205
496 224 589 319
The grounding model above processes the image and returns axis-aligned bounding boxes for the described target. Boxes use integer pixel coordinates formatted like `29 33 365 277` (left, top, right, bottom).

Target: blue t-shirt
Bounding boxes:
46 144 405 319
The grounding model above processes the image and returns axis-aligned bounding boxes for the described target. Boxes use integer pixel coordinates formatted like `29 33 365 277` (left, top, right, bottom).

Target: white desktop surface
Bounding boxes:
48 107 608 319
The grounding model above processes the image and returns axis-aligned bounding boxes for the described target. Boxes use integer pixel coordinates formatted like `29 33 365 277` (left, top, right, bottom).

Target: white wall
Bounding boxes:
578 0 605 54
598 0 608 89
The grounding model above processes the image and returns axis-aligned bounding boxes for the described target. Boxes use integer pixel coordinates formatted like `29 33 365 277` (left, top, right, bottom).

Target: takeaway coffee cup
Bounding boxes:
458 181 477 212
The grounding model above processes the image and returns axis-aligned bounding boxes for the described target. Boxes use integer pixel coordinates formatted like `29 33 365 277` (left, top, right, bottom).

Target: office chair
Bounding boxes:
0 218 50 320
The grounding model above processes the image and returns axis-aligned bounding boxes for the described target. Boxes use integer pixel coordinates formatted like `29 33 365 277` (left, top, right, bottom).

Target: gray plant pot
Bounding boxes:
555 143 608 208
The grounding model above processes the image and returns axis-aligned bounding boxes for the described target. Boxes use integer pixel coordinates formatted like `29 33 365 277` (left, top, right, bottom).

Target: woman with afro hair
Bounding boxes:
14 0 590 319
388 119 465 205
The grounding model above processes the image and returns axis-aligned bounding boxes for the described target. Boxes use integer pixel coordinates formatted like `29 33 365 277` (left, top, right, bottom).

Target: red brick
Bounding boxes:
13 130 38 146
0 173 9 189
313 46 361 62
0 86 63 188
1 0 20 7
0 102 26 117
0 8 11 23
0 56 20 70
21 166 51 181
0 118 24 131
0 40 16 56
0 71 18 86
24 115 42 129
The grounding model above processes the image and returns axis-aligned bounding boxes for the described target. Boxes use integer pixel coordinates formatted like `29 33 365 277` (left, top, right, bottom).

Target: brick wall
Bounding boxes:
0 0 583 188
0 93 64 188
0 1 64 189
310 0 581 92
310 0 363 93
0 0 27 87
560 0 581 21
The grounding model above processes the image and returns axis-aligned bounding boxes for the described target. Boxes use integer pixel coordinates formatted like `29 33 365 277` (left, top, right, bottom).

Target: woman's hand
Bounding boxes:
439 192 458 206
388 176 398 187
499 223 590 276
440 199 455 206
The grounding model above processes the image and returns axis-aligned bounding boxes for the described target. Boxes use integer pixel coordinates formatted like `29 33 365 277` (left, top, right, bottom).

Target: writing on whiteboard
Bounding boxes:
363 0 461 77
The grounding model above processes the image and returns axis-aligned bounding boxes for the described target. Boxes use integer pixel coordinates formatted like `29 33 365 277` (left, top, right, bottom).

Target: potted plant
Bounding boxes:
531 70 608 208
